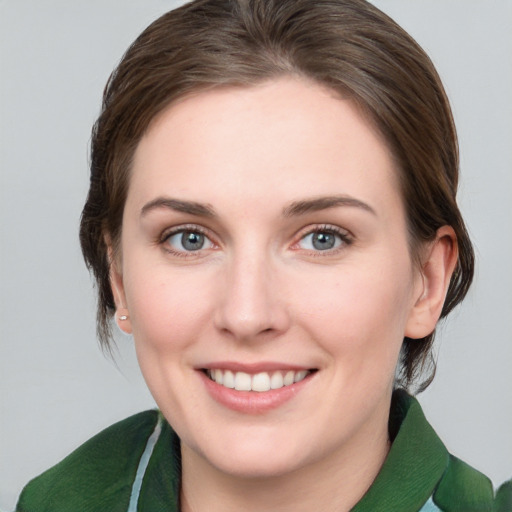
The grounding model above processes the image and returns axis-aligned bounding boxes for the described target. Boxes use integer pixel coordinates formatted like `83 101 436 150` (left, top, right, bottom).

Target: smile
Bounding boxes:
205 369 313 392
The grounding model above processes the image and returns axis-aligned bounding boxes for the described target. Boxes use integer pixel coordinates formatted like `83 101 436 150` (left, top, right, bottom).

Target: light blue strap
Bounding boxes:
419 496 443 511
127 418 163 512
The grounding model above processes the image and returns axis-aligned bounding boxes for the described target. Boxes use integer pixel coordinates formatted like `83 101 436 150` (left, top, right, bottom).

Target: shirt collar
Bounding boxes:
352 389 449 511
139 390 448 512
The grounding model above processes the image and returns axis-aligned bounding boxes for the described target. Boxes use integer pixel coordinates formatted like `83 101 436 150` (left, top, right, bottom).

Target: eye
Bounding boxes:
296 226 351 252
164 228 215 254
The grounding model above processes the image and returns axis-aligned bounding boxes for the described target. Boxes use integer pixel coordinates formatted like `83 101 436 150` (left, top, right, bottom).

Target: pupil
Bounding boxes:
313 232 335 250
182 232 204 251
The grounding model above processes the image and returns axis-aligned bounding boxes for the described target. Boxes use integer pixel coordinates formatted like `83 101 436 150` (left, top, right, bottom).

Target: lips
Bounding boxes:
198 363 317 413
205 368 312 392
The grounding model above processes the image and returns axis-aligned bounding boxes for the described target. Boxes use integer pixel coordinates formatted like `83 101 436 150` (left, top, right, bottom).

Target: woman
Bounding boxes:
14 1 511 511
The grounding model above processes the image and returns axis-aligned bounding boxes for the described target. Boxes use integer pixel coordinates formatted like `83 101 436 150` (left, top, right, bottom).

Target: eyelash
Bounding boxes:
159 224 217 258
158 223 353 258
292 224 353 256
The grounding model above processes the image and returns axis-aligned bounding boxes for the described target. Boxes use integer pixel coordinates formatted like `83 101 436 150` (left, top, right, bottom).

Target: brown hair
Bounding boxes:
79 0 474 392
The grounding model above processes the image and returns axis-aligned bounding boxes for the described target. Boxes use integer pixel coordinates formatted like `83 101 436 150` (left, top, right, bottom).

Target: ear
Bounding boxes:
106 242 133 335
405 226 458 339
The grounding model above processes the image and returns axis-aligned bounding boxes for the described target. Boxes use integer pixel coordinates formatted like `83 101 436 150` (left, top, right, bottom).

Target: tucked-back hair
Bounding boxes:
80 0 474 392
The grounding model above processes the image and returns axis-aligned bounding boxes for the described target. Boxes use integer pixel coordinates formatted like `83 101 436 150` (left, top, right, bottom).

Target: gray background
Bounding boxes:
1 1 511 510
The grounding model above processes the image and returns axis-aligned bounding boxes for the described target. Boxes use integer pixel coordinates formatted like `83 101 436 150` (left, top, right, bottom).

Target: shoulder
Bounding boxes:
430 456 512 512
374 390 507 512
495 478 512 512
432 455 495 511
16 410 160 512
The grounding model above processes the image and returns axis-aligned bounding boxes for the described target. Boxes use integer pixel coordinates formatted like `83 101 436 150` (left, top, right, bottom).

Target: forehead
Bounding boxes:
128 78 401 221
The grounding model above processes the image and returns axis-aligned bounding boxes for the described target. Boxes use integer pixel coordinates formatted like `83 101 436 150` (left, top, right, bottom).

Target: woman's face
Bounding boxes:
115 78 424 478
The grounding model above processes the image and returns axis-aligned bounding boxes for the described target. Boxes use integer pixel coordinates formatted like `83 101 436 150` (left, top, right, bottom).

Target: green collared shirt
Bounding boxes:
16 390 511 512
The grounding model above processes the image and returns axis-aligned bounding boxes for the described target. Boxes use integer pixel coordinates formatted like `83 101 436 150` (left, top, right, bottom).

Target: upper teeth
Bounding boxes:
206 369 310 392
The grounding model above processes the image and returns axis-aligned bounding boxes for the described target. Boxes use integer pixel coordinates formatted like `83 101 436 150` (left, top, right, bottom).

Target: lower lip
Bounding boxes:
199 371 314 414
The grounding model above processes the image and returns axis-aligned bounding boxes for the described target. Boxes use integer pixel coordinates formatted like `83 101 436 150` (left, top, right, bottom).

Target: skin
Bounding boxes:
110 78 457 512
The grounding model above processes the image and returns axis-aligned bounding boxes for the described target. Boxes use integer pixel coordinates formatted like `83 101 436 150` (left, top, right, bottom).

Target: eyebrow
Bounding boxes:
282 195 376 217
140 197 216 218
140 194 375 219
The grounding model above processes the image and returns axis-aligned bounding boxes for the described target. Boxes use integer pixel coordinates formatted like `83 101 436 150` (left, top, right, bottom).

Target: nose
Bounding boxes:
214 251 291 341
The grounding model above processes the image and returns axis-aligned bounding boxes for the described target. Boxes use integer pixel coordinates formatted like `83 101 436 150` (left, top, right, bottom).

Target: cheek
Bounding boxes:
124 264 217 354
292 259 415 360
124 266 220 416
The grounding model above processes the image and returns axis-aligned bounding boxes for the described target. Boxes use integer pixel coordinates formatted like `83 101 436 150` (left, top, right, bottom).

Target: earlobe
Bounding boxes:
405 226 458 339
107 243 133 335
115 308 132 334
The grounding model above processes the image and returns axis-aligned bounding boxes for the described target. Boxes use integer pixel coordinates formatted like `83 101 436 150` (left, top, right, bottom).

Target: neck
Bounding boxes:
180 416 390 512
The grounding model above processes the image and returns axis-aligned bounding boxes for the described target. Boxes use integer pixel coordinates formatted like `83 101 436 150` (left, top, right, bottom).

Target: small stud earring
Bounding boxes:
119 315 128 321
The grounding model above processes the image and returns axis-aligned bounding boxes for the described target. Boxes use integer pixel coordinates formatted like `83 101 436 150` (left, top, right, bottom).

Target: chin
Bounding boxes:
192 426 314 479
210 450 306 479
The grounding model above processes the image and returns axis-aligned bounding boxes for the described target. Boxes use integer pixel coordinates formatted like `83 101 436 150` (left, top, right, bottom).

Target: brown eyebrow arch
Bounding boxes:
141 197 216 218
282 195 376 217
